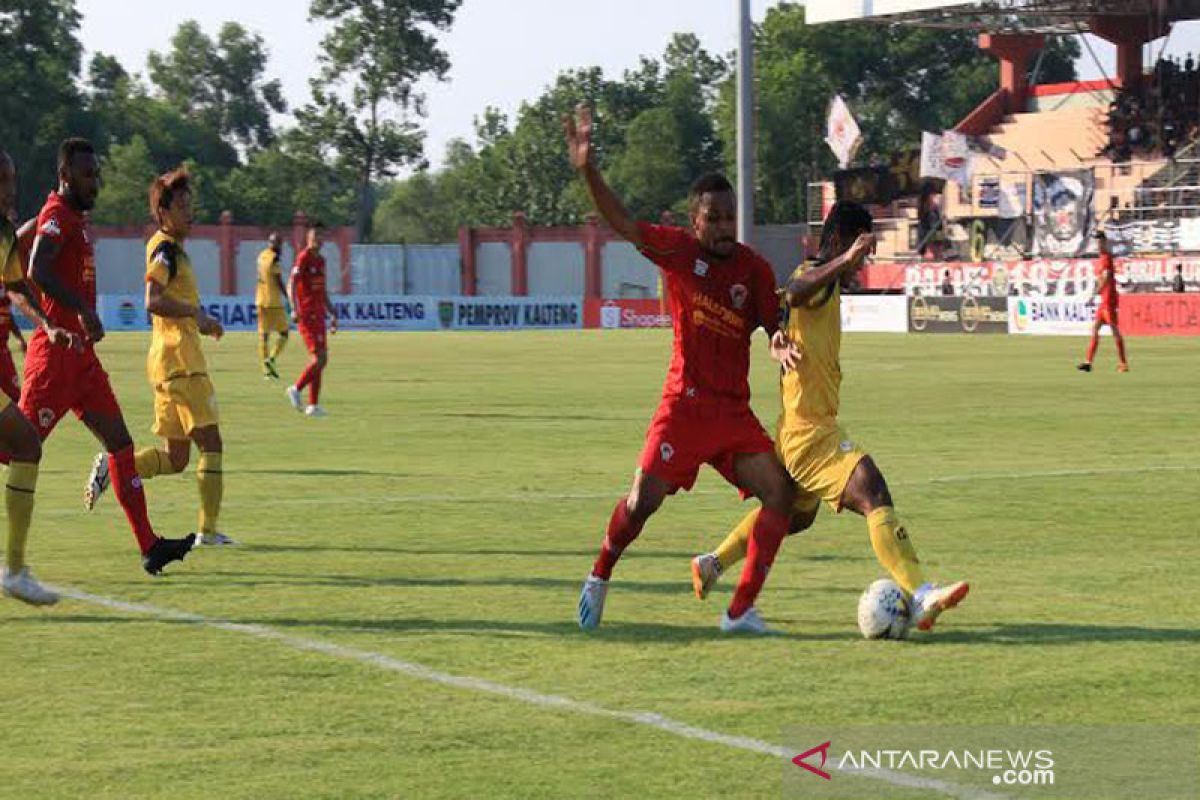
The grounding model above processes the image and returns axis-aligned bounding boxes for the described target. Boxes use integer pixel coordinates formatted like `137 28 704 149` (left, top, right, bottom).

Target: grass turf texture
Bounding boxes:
2 330 1197 798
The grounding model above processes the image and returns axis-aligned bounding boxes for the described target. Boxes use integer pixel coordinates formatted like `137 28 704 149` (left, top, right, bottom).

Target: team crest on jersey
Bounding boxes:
840 440 854 453
693 260 709 277
37 408 55 429
660 442 675 463
39 217 61 238
730 284 748 310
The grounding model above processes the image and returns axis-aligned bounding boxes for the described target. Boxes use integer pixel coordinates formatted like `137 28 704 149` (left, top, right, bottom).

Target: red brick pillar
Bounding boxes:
511 212 529 296
219 210 236 295
584 213 602 299
978 33 1045 115
337 226 353 294
458 226 477 296
1089 15 1169 94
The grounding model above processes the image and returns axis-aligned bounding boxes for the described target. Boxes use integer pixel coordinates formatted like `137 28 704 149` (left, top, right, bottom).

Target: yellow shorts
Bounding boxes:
151 375 219 440
775 417 868 515
258 306 289 335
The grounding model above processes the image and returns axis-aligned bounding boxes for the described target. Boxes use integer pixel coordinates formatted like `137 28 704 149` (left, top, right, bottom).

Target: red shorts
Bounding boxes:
0 345 19 403
1096 304 1118 327
19 333 122 439
638 397 774 494
298 315 327 354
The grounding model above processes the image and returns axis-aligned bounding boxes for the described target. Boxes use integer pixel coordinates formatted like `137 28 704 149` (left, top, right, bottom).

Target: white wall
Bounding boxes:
528 241 585 295
601 241 658 299
476 242 512 295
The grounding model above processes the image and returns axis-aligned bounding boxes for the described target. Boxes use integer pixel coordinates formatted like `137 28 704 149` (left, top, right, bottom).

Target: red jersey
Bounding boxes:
291 248 328 317
1097 252 1118 309
0 294 12 342
34 192 96 337
636 222 779 405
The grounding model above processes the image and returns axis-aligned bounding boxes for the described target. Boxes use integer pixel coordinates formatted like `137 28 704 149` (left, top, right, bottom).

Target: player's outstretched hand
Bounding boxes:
769 330 801 372
563 104 593 171
46 325 83 352
198 314 224 340
79 309 105 343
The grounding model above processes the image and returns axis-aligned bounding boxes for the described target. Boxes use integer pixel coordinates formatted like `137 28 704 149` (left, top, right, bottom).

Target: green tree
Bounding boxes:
372 171 456 242
147 20 287 151
303 0 462 241
91 135 156 225
0 0 92 218
610 107 688 219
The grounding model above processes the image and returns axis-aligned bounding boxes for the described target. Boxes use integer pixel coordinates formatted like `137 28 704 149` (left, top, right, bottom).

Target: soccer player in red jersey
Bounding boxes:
286 221 337 418
566 105 797 633
1078 230 1129 373
23 138 195 575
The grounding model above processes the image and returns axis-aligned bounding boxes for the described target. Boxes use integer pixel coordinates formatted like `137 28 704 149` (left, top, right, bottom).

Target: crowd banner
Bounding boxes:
436 296 583 330
841 295 907 333
904 256 1200 298
908 295 1008 334
583 299 672 329
1032 170 1094 257
1007 296 1099 336
98 294 441 332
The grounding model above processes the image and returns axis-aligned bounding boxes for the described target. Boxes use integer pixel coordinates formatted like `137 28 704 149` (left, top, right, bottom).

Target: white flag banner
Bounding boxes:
825 95 862 168
919 130 973 193
920 131 945 180
999 180 1026 219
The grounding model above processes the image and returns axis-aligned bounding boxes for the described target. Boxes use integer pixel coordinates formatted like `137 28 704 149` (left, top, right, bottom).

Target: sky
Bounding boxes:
76 0 1200 170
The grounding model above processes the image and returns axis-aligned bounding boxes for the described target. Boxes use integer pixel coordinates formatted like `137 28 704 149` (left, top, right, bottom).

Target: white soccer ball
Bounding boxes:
857 578 911 640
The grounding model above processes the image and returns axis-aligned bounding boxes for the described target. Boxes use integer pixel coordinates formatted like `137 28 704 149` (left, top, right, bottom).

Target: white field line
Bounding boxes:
49 586 1008 800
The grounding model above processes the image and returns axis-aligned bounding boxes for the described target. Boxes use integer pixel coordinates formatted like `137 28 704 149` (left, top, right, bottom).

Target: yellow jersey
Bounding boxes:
256 247 283 307
0 218 23 285
779 263 842 424
145 230 207 384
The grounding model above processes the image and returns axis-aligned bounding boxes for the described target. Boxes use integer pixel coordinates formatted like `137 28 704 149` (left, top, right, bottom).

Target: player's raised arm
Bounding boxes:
565 105 642 248
783 233 873 307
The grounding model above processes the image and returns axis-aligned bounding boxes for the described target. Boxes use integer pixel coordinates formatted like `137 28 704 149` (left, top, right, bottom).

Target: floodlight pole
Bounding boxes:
736 0 754 244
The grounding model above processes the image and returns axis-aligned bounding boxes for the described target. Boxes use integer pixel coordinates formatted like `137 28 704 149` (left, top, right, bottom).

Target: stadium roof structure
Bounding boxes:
805 0 1200 32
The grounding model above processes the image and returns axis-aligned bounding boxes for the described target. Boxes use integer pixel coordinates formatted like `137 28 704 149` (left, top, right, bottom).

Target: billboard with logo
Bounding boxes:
840 295 907 333
98 294 439 332
583 299 672 329
1007 296 1099 335
908 295 1007 334
436 297 583 330
1120 294 1200 336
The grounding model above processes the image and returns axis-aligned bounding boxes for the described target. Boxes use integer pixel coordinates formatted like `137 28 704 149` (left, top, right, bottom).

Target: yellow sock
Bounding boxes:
258 336 269 362
134 448 177 479
197 451 223 535
714 509 757 571
5 461 38 572
867 507 925 595
268 334 287 360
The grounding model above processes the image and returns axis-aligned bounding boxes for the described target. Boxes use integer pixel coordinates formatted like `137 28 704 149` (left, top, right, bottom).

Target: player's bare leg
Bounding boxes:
841 457 967 631
0 405 55 605
81 411 194 575
189 424 232 546
578 469 670 631
1078 318 1104 372
1111 319 1129 371
720 452 794 633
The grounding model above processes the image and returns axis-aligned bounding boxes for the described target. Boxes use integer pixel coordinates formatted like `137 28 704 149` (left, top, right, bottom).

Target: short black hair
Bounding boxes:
688 173 734 213
58 138 96 172
817 201 873 261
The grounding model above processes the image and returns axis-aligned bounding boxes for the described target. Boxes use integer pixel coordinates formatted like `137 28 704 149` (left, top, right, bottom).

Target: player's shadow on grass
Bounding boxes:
239 469 401 477
924 623 1200 645
246 543 871 564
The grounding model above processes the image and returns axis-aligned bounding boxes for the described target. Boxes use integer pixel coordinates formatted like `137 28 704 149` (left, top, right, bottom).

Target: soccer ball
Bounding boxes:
857 579 911 640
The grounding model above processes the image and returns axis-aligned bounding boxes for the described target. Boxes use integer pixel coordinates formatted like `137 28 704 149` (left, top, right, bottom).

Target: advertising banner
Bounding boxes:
1032 170 1094 257
98 294 440 332
1121 293 1200 336
1007 296 1099 336
583 299 671 329
908 295 1008 334
436 296 583 330
841 295 907 333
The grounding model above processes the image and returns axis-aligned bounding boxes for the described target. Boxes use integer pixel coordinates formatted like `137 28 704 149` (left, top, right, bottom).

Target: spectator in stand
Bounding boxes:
1173 264 1187 293
917 182 945 261
940 270 954 296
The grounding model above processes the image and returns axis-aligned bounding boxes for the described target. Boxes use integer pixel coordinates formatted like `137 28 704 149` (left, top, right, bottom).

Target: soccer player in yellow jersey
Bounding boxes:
691 202 969 632
0 151 56 604
85 167 233 546
256 232 289 379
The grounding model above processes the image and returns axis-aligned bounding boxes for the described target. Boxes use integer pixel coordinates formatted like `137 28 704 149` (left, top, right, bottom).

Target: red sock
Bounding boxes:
309 368 322 405
1116 337 1127 365
296 362 318 391
0 450 9 466
591 500 645 580
1086 334 1099 363
728 507 790 619
109 446 159 555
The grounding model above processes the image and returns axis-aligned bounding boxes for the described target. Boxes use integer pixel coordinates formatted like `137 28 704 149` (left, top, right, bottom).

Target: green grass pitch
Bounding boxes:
2 329 1197 798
